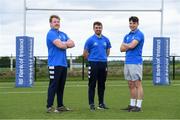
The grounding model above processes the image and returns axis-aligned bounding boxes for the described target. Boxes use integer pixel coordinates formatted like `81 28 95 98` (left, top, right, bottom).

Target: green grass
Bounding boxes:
0 80 180 119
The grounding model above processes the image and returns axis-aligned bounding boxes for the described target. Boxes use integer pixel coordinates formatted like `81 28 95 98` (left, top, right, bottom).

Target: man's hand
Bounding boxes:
120 43 127 52
83 49 89 59
65 40 75 48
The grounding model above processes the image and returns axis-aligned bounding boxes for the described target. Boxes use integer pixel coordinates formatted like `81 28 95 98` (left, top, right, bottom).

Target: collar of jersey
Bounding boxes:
51 28 59 32
94 34 102 39
129 28 139 34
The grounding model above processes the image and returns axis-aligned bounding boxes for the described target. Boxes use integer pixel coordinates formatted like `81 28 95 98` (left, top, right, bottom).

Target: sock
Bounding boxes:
136 99 143 108
130 99 136 106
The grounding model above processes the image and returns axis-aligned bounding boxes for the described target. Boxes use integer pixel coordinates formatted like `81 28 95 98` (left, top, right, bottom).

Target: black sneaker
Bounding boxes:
54 106 71 113
97 104 109 110
130 106 141 112
46 107 54 113
121 105 135 111
90 104 95 111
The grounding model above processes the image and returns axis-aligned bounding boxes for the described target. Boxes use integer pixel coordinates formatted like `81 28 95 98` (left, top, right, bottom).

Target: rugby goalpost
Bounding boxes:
20 0 169 84
23 0 164 36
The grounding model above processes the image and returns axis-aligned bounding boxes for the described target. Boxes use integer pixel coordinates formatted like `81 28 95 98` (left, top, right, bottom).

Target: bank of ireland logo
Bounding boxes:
132 36 135 40
59 35 62 40
59 34 66 41
103 42 107 47
93 42 98 46
126 36 129 41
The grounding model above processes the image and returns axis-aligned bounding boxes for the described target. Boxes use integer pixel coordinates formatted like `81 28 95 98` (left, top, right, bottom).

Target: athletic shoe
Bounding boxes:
54 106 71 113
90 104 95 111
130 106 141 112
97 104 109 110
46 107 54 113
121 105 135 111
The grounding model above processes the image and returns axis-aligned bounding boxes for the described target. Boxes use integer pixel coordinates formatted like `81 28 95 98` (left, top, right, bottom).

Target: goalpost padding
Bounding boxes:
15 36 34 87
153 37 170 85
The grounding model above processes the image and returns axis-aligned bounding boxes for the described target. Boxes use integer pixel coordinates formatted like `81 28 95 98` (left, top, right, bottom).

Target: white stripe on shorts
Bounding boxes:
49 66 54 69
88 66 91 70
49 71 54 74
50 75 54 79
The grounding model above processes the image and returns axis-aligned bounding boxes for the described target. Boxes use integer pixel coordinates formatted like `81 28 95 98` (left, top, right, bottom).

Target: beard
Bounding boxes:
95 31 101 35
54 25 60 30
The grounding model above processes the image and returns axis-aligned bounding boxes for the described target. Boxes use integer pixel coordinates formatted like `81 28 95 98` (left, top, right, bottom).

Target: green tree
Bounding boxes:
0 57 10 68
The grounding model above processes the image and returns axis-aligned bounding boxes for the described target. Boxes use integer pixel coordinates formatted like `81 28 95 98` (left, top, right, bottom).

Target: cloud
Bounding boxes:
25 0 164 11
0 0 180 56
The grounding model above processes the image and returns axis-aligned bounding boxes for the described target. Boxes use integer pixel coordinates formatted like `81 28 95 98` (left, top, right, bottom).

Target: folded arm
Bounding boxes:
53 39 75 49
120 40 139 52
53 39 67 49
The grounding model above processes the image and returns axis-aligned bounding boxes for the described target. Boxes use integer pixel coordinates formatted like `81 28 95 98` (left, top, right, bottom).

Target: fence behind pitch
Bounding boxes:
0 56 180 81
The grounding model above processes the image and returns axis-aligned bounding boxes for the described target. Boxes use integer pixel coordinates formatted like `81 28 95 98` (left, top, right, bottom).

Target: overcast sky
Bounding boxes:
0 0 180 57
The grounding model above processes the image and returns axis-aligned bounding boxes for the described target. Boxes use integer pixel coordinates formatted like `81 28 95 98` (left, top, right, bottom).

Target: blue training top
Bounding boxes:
46 28 69 67
123 29 144 64
84 34 111 62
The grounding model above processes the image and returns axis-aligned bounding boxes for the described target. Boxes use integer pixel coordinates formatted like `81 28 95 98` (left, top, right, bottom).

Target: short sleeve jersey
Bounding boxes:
123 29 144 64
84 34 111 62
46 28 69 67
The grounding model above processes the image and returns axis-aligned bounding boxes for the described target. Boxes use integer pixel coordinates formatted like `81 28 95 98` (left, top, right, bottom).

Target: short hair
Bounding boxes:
49 15 60 23
93 21 103 27
129 16 139 23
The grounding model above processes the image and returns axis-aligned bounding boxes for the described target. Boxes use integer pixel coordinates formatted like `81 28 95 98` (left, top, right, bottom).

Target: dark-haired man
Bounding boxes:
120 16 144 112
83 21 111 111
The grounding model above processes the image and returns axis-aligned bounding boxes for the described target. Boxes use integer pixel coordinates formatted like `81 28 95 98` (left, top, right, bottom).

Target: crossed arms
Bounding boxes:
53 39 75 49
120 40 139 52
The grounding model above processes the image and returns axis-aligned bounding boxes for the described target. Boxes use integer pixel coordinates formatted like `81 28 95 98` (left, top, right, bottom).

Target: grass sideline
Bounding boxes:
0 80 180 119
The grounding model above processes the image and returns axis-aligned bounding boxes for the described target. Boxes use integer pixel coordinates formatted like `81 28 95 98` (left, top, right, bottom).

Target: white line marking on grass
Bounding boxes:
0 87 13 88
1 91 46 94
1 83 180 92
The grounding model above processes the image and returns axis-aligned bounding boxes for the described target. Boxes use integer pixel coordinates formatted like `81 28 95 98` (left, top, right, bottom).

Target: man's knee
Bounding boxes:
135 80 142 88
128 81 135 89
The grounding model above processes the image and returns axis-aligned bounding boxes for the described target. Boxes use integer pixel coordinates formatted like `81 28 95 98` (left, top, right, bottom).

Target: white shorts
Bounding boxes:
124 64 143 81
